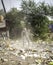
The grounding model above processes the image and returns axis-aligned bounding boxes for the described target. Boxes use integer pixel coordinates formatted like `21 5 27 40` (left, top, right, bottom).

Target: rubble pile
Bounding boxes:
0 40 53 65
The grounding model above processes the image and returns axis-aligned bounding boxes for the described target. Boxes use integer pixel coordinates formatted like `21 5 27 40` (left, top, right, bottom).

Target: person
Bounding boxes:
21 28 30 48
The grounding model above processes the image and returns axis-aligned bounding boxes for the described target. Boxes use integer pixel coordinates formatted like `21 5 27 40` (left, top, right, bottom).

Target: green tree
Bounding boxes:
6 8 24 38
37 2 50 15
50 6 53 16
21 0 50 40
0 9 5 16
21 0 37 14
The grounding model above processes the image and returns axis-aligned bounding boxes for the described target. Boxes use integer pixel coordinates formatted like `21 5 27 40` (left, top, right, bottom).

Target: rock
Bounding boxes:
33 54 40 58
32 49 37 52
9 47 16 51
18 49 25 55
17 61 22 65
50 55 53 59
9 47 13 51
20 55 25 60
1 57 8 62
0 47 3 51
45 49 52 53
24 53 33 58
1 58 4 62
3 59 8 62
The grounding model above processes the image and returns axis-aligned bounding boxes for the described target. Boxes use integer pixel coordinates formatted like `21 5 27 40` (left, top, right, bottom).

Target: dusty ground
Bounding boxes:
0 39 53 65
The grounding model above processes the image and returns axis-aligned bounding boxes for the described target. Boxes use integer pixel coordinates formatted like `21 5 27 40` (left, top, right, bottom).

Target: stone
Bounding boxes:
1 57 8 62
0 47 3 51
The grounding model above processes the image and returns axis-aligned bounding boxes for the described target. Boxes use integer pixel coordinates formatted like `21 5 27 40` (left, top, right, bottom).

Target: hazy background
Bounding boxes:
0 0 53 11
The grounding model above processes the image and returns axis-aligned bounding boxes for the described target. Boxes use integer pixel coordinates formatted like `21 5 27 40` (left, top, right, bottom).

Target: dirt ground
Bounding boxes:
0 39 53 65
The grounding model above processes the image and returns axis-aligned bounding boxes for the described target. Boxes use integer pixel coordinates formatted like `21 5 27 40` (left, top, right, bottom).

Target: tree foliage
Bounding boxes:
6 8 24 38
21 0 51 40
0 9 5 16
